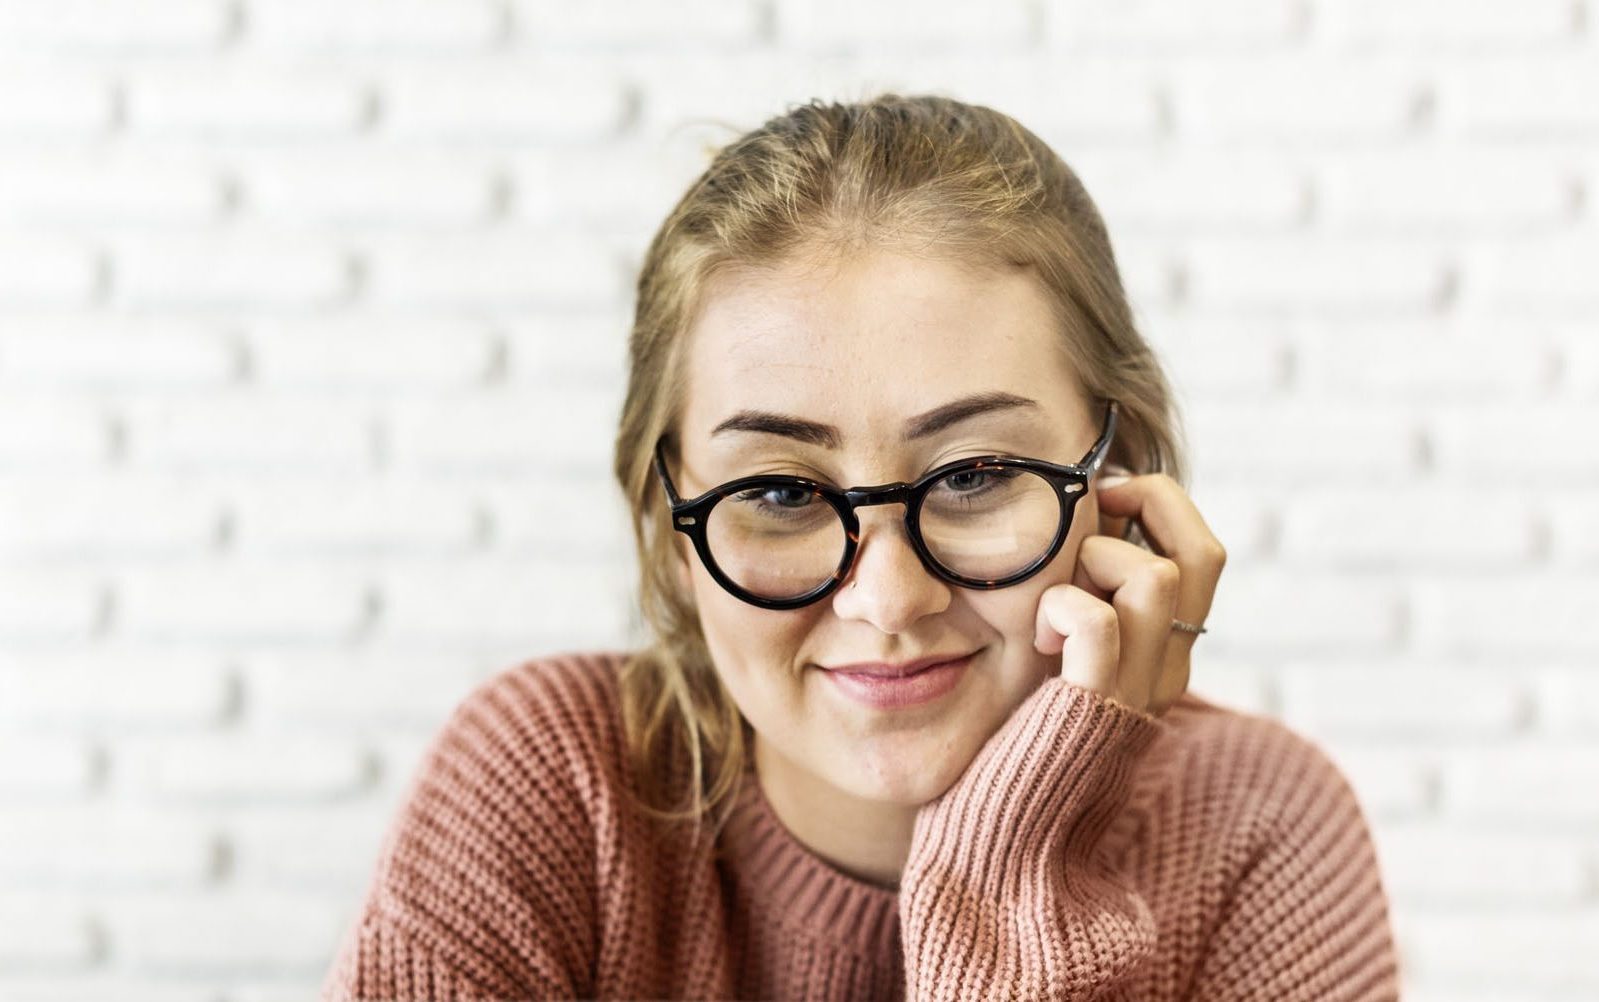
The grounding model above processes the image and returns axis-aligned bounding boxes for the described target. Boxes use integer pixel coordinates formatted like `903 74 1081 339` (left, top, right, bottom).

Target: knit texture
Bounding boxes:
320 651 1401 1001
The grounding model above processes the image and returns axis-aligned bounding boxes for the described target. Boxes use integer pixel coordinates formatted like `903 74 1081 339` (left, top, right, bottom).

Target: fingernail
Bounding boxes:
1098 474 1130 489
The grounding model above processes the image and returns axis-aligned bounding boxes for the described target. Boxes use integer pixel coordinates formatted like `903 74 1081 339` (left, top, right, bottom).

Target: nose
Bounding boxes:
828 502 951 631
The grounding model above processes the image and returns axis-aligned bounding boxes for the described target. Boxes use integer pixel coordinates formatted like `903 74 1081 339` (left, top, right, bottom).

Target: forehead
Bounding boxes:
679 249 1087 446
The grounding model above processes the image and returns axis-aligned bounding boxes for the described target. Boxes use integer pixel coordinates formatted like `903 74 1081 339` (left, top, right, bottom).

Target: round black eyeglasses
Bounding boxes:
653 400 1119 610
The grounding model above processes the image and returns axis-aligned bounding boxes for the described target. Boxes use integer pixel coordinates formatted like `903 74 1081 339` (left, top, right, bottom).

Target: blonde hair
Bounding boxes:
610 92 1189 839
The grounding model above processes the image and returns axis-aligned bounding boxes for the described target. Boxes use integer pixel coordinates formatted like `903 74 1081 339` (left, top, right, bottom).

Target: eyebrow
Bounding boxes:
708 391 1042 449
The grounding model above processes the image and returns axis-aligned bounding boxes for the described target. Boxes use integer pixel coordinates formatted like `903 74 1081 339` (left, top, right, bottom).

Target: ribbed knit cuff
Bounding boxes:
898 677 1166 1001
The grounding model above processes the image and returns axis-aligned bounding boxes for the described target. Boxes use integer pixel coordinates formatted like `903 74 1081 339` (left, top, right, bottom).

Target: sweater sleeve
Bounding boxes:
1186 745 1403 1001
898 675 1167 1002
319 666 600 1001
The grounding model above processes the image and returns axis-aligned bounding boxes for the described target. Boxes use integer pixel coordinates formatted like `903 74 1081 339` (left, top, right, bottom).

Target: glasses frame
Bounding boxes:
652 399 1120 610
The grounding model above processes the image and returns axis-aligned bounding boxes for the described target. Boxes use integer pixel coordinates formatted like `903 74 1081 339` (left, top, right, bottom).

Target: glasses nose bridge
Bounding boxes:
842 481 918 514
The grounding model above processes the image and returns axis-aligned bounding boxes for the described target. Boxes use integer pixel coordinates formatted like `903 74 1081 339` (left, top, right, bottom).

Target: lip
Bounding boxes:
821 651 976 710
822 651 979 678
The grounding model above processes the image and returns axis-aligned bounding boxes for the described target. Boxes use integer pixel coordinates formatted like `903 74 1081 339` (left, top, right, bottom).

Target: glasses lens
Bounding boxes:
705 484 847 601
919 466 1063 581
703 465 1067 602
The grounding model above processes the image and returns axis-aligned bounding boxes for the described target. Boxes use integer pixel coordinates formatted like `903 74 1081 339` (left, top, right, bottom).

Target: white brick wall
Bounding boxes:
0 1 1595 999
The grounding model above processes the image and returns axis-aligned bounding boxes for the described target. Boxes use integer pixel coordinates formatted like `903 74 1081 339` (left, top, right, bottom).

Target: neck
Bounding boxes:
752 734 917 891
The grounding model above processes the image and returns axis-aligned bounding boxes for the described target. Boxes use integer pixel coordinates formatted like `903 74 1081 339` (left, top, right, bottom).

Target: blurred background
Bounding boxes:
1 1 1596 1000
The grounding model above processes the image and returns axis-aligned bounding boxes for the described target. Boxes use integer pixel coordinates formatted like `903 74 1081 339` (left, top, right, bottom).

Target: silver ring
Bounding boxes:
1171 618 1207 635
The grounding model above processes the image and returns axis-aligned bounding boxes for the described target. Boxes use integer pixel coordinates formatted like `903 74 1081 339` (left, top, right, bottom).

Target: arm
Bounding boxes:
899 675 1167 1002
320 675 599 1001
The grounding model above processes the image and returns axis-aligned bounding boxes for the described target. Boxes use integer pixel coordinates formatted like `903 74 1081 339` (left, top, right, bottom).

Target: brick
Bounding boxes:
1373 822 1589 905
1318 0 1576 46
1184 658 1275 717
1184 236 1447 311
1169 567 1404 654
111 232 350 309
0 567 101 641
227 478 478 554
0 317 236 388
0 650 230 730
1175 483 1272 563
1533 666 1599 734
1184 402 1419 481
509 142 716 227
775 0 1031 48
0 0 230 50
0 896 96 966
0 804 215 887
0 735 98 795
1278 486 1538 568
1295 320 1556 399
1173 55 1425 141
1087 233 1172 309
376 558 633 645
1397 910 1599 993
120 733 370 802
385 385 622 472
1137 311 1291 395
635 53 1161 146
362 231 621 307
243 316 495 388
1316 148 1575 229
1279 662 1529 738
499 309 629 385
0 978 215 1002
1413 574 1599 658
242 651 482 729
0 153 223 225
1442 744 1599 824
1547 489 1599 564
101 891 348 974
1466 234 1599 309
0 233 99 306
127 63 367 137
114 564 367 643
513 0 761 47
1565 324 1599 396
1313 744 1436 819
0 393 108 466
1067 149 1305 232
119 393 370 470
482 477 631 557
377 59 628 140
1427 402 1599 480
1047 0 1303 49
249 0 503 51
238 150 498 226
0 472 222 556
1438 54 1599 136
223 803 394 891
0 66 113 136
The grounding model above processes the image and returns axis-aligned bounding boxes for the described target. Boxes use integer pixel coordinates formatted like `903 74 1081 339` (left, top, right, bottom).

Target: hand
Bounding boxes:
1033 464 1227 718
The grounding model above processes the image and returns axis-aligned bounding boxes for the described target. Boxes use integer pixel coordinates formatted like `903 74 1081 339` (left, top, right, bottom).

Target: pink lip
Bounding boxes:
822 651 979 678
822 652 976 710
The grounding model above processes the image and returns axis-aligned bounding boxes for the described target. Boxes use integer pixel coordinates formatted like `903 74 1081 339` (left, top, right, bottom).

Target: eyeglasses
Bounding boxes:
653 399 1119 610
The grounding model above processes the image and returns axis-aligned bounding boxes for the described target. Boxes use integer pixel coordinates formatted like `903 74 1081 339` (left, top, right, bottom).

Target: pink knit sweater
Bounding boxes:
320 651 1401 1001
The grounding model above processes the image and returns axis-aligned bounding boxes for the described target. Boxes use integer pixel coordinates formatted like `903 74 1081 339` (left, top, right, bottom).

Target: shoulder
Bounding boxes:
1144 689 1372 839
412 649 634 816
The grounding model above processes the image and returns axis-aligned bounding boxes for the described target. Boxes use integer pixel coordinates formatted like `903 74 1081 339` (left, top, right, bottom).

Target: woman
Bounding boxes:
322 94 1401 1001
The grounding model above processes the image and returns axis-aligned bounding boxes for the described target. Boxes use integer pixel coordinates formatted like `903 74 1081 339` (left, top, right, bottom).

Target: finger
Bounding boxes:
1072 534 1182 710
1095 472 1226 636
1094 464 1135 541
1033 582 1122 703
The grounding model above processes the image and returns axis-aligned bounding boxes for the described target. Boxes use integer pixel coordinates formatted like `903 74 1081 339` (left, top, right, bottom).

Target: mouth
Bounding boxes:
820 651 978 710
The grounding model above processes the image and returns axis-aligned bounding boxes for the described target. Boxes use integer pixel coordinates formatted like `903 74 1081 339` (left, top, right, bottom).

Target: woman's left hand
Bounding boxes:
1033 466 1227 718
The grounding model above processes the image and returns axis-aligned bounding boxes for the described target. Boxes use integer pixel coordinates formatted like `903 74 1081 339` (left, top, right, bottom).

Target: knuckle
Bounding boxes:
1149 555 1181 590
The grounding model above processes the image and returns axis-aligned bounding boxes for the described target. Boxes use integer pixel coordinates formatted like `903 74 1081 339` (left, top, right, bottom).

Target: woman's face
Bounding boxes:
670 247 1106 807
